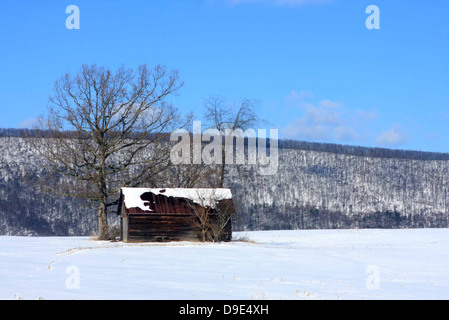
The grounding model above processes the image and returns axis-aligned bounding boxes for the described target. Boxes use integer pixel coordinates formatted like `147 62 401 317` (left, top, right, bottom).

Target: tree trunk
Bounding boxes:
219 148 226 188
98 200 108 240
98 149 109 240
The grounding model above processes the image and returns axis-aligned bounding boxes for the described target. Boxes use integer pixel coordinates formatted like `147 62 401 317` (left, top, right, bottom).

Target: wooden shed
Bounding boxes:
117 187 235 242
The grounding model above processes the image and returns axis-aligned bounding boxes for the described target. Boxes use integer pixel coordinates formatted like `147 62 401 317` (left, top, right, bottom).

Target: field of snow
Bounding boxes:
1 228 448 300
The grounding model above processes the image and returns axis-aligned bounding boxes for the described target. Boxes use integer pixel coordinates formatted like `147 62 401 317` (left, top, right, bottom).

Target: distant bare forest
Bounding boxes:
0 129 448 236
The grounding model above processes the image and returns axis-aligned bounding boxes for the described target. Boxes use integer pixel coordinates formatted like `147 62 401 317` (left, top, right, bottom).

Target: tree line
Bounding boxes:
4 129 449 162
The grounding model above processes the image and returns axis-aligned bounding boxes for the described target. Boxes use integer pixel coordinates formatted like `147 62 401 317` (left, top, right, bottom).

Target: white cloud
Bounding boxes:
280 90 416 149
333 126 357 141
305 102 342 125
319 99 341 109
281 92 359 142
375 126 408 147
355 109 378 122
284 90 314 105
19 118 38 129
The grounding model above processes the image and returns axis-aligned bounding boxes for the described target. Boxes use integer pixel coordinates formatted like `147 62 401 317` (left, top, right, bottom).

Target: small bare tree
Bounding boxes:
209 197 236 241
190 198 214 242
166 135 220 188
204 96 265 188
188 189 236 242
32 64 191 239
168 163 218 188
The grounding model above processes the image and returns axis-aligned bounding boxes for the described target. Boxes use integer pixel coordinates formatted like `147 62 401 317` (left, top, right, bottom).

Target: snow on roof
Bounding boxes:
121 187 233 212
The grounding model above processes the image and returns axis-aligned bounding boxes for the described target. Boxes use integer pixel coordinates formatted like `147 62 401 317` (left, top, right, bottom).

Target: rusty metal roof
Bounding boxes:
119 188 234 215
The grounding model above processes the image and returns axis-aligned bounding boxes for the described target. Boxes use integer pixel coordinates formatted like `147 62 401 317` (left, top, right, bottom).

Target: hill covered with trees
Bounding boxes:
0 130 448 236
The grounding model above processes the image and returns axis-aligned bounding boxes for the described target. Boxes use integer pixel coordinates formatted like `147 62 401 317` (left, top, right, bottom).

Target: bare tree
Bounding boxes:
208 197 236 241
189 196 214 242
167 133 220 188
168 163 218 188
204 96 265 187
32 64 191 239
188 189 236 242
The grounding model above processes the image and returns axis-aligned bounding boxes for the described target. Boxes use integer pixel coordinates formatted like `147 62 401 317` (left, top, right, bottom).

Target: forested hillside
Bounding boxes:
0 130 448 236
228 147 449 230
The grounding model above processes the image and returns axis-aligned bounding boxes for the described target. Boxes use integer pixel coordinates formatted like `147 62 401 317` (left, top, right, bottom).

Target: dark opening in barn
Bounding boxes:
117 188 236 242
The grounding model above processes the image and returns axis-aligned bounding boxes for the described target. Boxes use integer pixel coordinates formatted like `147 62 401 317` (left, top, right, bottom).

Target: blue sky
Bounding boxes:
0 0 448 152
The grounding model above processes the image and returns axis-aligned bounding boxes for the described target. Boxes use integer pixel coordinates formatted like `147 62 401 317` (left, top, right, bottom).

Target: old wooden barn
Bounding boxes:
117 187 235 242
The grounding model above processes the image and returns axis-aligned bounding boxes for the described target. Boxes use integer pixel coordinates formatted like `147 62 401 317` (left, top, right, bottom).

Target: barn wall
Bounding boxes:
126 214 199 242
123 213 232 242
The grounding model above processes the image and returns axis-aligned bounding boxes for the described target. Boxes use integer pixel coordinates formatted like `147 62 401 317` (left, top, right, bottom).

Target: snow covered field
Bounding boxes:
1 228 448 300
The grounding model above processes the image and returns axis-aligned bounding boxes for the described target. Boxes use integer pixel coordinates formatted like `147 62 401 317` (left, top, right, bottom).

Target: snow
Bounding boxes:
1 228 448 300
121 187 233 212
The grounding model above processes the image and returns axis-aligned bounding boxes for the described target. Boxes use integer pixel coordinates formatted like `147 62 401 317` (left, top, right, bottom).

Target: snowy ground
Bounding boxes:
1 229 448 300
